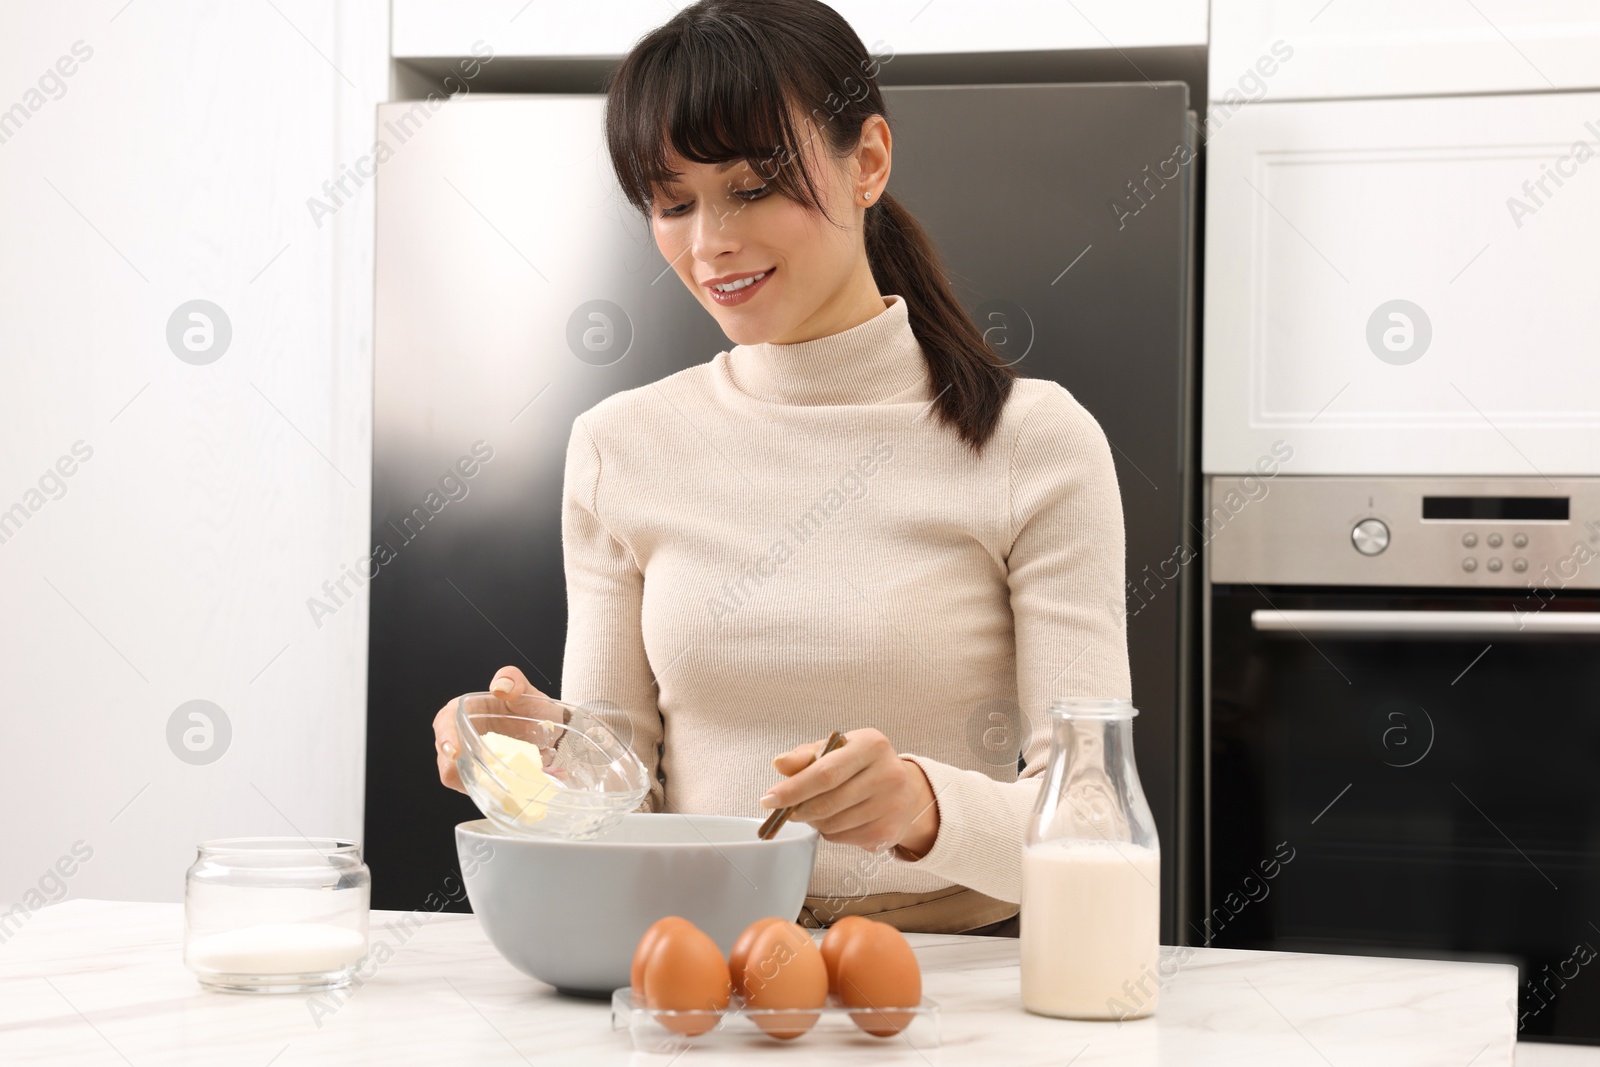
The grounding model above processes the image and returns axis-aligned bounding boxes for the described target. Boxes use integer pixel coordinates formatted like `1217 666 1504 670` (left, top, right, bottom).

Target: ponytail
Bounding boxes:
864 192 1016 452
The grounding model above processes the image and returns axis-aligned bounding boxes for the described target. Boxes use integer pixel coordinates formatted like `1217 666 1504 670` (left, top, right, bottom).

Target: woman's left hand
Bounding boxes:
764 728 939 857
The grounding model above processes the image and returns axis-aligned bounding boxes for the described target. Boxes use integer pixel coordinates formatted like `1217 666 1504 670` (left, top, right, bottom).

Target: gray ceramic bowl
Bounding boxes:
456 813 819 996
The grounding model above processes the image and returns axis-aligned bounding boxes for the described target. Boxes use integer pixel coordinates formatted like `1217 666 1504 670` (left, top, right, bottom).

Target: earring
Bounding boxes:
863 191 873 201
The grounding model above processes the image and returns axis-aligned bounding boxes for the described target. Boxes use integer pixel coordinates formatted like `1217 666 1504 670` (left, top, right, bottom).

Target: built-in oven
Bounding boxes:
1204 475 1600 1044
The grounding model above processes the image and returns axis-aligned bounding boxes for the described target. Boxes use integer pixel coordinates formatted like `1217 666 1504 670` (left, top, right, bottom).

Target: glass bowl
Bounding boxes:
453 691 649 840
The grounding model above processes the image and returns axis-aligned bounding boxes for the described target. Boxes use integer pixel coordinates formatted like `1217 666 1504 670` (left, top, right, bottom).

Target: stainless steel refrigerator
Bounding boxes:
368 84 1198 939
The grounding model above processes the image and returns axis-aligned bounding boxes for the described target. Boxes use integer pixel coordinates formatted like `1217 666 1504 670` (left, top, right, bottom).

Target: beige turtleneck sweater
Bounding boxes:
558 293 1131 903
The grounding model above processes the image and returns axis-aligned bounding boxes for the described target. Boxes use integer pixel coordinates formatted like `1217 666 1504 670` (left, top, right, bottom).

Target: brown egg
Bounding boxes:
837 921 922 1037
728 917 786 999
641 922 731 1036
631 916 693 998
740 920 828 1040
819 915 873 994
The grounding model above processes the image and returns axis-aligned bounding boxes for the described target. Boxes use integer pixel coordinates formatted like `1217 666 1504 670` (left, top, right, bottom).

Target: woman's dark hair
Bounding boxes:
603 0 1016 453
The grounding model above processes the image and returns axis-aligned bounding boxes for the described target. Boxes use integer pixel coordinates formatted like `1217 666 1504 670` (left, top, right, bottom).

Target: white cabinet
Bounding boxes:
1202 92 1600 476
1210 0 1600 99
392 0 1208 59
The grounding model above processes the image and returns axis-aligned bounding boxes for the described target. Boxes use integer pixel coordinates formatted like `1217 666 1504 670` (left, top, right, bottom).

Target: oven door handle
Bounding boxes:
1250 609 1600 637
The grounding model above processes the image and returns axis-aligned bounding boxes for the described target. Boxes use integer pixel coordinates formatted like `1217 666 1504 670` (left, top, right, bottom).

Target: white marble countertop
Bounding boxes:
2 899 1516 1065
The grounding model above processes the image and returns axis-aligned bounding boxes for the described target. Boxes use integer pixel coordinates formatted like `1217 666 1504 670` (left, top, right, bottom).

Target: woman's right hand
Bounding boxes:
433 666 551 793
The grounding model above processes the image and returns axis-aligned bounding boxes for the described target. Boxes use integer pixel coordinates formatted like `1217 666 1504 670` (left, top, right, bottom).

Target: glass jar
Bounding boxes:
1020 698 1160 1020
183 837 370 994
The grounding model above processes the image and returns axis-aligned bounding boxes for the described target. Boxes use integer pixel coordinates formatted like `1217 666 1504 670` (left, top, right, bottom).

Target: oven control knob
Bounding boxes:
1352 518 1390 556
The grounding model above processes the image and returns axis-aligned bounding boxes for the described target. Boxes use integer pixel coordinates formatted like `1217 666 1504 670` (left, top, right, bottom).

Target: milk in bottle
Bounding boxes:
1020 698 1161 1020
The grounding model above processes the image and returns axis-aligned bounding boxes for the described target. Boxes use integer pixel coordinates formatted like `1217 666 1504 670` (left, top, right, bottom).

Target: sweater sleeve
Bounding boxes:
894 383 1132 902
559 414 666 813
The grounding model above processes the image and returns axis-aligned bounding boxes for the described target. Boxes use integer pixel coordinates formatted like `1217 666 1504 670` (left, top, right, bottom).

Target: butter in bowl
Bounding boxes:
452 692 649 840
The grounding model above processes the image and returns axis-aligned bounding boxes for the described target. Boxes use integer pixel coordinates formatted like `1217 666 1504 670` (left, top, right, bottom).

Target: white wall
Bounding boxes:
0 0 387 910
392 0 1209 58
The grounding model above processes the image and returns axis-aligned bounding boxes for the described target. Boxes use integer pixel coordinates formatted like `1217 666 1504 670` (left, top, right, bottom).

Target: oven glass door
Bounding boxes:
1209 585 1600 1042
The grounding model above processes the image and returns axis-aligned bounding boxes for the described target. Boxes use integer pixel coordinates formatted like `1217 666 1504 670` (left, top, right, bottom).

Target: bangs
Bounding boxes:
605 21 829 217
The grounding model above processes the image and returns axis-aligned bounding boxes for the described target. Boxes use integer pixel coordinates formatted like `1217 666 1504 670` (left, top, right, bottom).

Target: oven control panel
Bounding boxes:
1446 527 1532 576
1209 477 1600 588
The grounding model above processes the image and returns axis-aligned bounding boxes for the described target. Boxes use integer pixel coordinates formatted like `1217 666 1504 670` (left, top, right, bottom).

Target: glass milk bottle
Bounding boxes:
1021 698 1160 1020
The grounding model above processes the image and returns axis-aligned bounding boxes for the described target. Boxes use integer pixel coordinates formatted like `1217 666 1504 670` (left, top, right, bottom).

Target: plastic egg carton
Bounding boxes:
609 987 941 1054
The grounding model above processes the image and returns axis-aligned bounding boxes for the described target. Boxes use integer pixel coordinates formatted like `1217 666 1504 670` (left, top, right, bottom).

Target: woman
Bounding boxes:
433 0 1131 936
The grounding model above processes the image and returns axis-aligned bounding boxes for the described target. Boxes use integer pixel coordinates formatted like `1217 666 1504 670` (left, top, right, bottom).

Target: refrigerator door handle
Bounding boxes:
1250 609 1600 637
